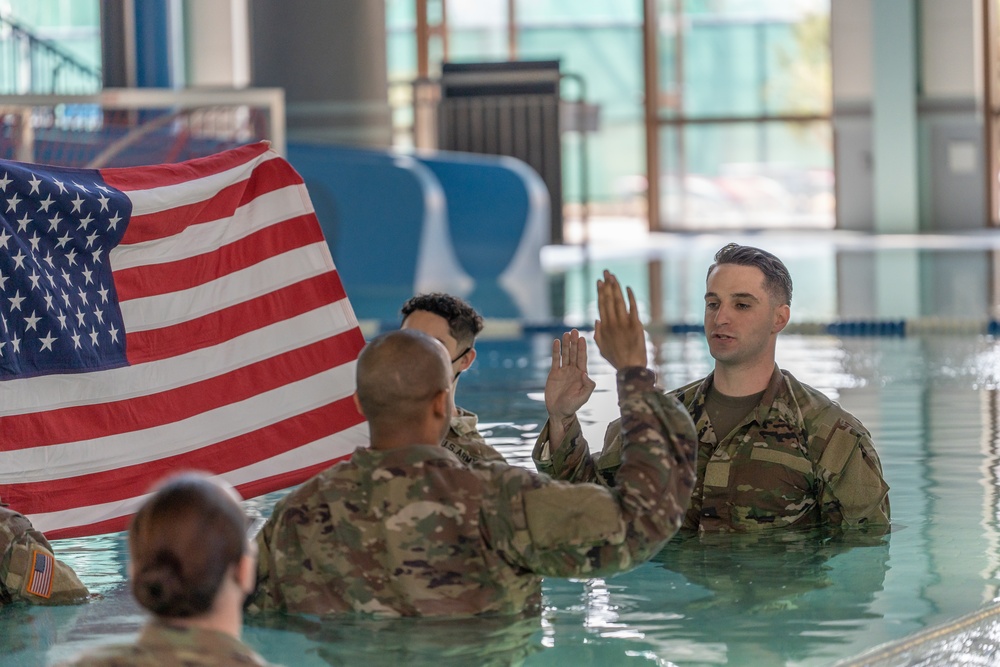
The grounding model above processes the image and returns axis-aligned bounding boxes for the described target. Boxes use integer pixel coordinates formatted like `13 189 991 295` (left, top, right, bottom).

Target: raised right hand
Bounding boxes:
594 270 647 371
545 329 596 435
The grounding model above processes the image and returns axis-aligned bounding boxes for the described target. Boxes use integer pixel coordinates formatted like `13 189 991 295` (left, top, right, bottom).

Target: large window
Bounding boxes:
653 0 832 229
387 0 833 230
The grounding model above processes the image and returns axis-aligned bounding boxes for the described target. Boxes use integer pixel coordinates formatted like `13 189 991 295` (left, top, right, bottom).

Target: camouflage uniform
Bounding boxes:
249 367 697 617
58 622 276 666
442 406 507 464
534 366 890 533
0 505 89 606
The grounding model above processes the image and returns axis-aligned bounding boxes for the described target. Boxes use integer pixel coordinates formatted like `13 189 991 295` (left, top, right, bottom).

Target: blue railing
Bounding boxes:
0 15 101 94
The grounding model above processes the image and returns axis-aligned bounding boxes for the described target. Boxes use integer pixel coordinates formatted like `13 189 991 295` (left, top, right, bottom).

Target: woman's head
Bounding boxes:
129 472 249 618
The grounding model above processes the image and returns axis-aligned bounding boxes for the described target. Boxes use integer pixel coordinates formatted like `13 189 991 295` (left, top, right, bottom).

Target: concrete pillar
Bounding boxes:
919 0 986 229
871 0 919 233
184 0 250 88
100 0 137 88
831 0 875 232
248 0 391 147
100 0 184 89
833 0 987 231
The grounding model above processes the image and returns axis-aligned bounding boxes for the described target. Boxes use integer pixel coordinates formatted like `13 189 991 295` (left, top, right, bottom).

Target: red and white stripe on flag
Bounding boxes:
0 142 367 539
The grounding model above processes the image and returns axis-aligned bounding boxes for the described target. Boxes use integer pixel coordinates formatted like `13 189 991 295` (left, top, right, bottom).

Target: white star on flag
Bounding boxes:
0 143 366 542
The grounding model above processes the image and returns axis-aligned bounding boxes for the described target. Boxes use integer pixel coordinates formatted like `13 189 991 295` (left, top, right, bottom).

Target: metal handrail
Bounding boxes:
0 14 102 94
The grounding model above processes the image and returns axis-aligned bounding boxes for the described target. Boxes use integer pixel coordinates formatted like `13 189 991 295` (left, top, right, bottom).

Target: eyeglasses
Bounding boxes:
451 346 471 364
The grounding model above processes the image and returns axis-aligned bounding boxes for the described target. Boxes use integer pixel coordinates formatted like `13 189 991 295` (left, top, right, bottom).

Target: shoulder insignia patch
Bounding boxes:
26 550 54 598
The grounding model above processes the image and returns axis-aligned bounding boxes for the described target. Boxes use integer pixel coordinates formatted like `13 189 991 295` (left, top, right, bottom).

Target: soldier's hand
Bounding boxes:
594 270 647 370
545 329 596 439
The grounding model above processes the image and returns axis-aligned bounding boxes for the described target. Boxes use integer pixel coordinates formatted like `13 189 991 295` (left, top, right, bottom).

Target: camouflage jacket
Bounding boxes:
249 367 697 617
0 506 89 606
59 621 277 666
442 406 507 465
534 366 890 533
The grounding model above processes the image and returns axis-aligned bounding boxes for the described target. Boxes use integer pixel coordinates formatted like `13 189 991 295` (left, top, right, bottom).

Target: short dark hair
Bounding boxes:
401 293 484 348
708 243 793 306
129 473 247 618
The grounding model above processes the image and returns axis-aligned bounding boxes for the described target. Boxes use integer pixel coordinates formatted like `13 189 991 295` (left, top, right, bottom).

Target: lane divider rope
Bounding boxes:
360 318 1000 339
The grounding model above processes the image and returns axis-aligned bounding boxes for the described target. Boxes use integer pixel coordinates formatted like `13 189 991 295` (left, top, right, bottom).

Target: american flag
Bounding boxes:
0 142 367 539
27 549 54 598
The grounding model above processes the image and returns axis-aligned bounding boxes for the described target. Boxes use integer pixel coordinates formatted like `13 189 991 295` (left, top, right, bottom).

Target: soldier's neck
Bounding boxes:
713 359 775 397
369 421 448 450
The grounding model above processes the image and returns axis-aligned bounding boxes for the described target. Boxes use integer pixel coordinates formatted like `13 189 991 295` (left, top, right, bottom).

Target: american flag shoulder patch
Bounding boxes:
25 549 54 598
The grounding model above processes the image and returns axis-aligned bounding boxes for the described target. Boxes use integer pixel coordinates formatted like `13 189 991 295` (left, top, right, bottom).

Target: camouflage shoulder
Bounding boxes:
783 372 871 439
3 528 89 605
442 437 507 465
669 375 708 406
53 643 153 667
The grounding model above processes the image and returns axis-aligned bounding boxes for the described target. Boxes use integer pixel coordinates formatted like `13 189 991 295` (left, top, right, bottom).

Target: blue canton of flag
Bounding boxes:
0 162 131 379
0 144 368 540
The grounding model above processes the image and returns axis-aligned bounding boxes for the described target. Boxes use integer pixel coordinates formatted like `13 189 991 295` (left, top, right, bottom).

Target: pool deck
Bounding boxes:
558 215 1000 259
833 602 1000 667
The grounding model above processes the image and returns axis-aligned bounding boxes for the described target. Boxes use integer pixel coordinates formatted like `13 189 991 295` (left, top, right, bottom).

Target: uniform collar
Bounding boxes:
450 406 480 437
695 365 799 429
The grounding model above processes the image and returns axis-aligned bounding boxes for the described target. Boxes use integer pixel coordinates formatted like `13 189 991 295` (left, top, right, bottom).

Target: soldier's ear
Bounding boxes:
772 304 790 334
352 392 366 418
459 347 476 372
430 389 449 419
236 551 256 595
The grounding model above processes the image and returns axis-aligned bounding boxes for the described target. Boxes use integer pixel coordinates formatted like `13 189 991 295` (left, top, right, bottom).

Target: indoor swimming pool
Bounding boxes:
6 234 1000 666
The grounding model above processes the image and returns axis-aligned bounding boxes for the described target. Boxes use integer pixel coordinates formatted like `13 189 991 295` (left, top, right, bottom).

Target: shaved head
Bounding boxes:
356 329 453 428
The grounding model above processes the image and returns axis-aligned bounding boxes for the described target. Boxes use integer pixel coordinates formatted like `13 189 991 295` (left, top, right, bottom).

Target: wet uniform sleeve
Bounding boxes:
532 415 630 489
531 416 600 483
498 367 698 578
816 419 891 528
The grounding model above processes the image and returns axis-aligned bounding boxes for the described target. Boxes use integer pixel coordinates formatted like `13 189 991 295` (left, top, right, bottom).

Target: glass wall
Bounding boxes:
657 0 832 229
390 0 833 230
516 2 645 216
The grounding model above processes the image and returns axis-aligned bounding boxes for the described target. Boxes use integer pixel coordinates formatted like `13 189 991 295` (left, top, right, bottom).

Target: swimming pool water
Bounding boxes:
7 236 1000 666
6 328 1000 667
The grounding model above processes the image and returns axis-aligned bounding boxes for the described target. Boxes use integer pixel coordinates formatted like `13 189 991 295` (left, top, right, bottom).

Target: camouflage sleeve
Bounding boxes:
816 419 891 528
494 367 698 578
593 419 626 487
530 416 599 483
531 415 631 489
247 498 284 612
248 485 355 616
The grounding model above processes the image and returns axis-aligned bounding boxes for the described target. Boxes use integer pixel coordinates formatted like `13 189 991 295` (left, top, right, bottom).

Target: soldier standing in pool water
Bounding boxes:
535 245 890 532
249 272 699 617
